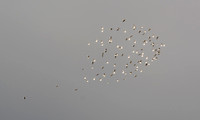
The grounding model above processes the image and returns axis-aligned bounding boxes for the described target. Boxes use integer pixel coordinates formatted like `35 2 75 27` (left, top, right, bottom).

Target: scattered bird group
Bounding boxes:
82 19 165 84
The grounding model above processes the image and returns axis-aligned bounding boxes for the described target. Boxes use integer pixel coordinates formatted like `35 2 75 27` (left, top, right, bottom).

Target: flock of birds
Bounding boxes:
23 19 165 98
82 19 165 85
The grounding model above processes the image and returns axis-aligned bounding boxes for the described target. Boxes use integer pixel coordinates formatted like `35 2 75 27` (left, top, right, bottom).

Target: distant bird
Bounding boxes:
105 48 107 53
148 36 151 39
103 73 106 77
74 89 78 91
132 25 136 30
102 52 104 58
24 96 32 100
134 75 137 77
138 60 142 64
142 31 147 35
122 19 126 22
114 53 118 58
125 64 128 68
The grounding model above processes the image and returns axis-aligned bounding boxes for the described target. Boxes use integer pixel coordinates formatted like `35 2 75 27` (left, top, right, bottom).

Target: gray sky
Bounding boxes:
0 0 200 120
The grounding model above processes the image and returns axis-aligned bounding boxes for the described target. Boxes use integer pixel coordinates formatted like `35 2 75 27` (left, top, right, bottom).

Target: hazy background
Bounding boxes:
0 0 200 120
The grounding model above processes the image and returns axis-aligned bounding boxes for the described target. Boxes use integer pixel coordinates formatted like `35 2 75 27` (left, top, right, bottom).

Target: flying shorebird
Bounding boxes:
105 48 107 53
74 89 78 91
125 64 128 68
114 53 118 58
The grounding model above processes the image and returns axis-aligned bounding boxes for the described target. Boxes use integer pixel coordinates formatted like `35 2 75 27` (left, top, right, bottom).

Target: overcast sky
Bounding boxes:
0 0 200 120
